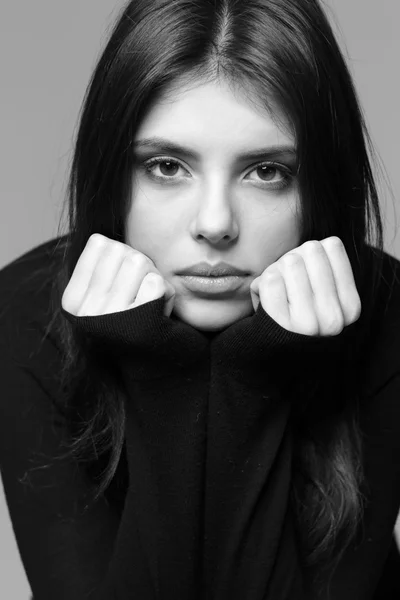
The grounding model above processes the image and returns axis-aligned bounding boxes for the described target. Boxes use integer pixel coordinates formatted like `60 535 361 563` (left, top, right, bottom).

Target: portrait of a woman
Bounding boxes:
1 1 400 598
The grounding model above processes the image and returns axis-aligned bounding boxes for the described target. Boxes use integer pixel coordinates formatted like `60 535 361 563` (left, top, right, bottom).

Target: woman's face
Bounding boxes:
125 78 302 332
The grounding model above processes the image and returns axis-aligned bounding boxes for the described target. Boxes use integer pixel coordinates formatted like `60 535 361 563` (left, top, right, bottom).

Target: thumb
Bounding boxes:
132 272 165 309
250 276 261 312
147 265 176 317
163 279 176 318
132 272 176 318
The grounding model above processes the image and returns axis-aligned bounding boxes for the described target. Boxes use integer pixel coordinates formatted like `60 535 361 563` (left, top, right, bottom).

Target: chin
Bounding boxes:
171 296 253 332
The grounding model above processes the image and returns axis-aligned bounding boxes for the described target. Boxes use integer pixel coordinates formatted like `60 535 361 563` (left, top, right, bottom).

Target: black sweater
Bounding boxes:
1 237 400 600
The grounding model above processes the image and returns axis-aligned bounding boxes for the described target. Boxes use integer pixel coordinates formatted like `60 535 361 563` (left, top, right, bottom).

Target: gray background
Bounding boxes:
1 1 399 597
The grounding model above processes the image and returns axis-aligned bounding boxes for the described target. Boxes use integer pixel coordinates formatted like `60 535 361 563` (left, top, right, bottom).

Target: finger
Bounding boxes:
79 249 148 316
76 245 129 317
278 253 319 335
320 237 362 325
163 280 176 318
84 241 125 296
257 269 291 329
63 234 109 314
132 272 165 309
108 253 175 316
296 241 344 334
249 275 261 311
103 253 155 314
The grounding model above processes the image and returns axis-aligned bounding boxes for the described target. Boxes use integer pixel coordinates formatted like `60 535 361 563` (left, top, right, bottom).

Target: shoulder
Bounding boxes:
362 245 400 397
0 235 67 316
0 235 68 399
0 234 67 326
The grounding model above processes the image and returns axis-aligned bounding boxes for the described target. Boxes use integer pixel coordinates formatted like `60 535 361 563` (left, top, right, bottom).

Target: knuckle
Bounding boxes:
355 297 362 317
145 272 162 285
281 252 302 267
109 238 123 251
347 296 362 322
302 240 324 253
88 233 106 247
305 323 320 336
265 263 281 276
61 287 76 315
294 315 319 336
125 251 149 269
61 289 69 311
325 236 344 248
322 311 344 335
264 269 281 280
106 239 125 258
320 237 344 255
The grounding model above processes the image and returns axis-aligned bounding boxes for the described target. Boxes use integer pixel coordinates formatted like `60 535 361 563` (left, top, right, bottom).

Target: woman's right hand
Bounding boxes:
61 233 176 318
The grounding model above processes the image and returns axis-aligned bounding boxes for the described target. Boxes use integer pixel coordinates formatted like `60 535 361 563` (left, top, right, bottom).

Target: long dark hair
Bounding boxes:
31 0 396 592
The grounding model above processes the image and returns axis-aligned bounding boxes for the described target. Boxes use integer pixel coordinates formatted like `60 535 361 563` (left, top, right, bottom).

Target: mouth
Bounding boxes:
176 261 250 278
178 274 248 297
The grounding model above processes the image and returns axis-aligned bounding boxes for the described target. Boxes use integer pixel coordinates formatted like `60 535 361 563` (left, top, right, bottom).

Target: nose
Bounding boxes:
190 184 239 245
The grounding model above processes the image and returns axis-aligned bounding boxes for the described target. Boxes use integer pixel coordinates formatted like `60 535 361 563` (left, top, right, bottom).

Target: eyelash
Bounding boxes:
141 156 294 191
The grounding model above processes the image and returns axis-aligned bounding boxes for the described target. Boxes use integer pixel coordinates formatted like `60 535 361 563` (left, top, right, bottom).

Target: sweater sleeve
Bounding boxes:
212 297 358 385
58 299 212 600
0 309 122 600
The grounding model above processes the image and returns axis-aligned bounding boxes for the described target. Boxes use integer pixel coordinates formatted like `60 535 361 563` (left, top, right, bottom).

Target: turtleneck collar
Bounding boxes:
61 295 358 383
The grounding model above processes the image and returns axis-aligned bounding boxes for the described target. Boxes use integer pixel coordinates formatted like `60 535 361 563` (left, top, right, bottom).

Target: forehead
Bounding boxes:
135 77 294 149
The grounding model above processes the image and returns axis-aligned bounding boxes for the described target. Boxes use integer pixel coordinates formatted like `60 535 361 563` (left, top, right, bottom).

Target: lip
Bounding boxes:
179 274 247 296
176 261 250 277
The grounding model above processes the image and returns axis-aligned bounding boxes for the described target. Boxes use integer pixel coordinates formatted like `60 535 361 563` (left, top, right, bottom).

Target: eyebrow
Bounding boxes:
132 136 297 162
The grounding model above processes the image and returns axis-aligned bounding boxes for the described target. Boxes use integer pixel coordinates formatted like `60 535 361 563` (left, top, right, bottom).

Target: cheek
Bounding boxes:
253 197 302 260
125 198 181 260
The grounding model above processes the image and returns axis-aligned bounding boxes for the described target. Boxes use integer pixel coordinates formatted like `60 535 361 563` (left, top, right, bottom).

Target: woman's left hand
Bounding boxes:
249 236 362 336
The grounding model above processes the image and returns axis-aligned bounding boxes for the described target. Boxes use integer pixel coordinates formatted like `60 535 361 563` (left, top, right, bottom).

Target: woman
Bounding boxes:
1 0 400 598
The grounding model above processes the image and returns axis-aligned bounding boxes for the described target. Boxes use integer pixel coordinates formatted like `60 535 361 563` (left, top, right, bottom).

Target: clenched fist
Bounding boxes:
249 236 362 337
61 233 176 318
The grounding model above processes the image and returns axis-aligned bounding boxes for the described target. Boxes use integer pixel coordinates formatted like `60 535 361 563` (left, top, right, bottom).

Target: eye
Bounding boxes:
141 156 294 191
142 157 188 182
244 162 293 191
